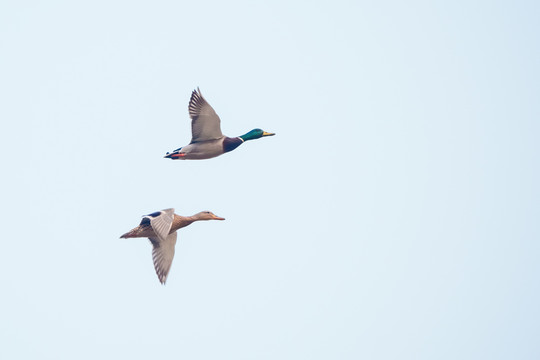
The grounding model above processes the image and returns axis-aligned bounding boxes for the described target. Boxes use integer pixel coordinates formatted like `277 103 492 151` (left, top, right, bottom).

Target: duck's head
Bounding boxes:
194 211 226 221
240 128 275 141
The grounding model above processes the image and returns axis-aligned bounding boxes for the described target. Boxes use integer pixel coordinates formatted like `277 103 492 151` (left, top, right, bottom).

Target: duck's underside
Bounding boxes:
164 137 243 160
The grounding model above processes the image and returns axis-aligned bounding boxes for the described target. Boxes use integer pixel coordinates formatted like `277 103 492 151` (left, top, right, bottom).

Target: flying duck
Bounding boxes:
164 88 275 160
120 208 225 284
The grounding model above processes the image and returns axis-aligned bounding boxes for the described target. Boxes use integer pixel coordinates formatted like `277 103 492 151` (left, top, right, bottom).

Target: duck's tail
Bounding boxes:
120 227 140 239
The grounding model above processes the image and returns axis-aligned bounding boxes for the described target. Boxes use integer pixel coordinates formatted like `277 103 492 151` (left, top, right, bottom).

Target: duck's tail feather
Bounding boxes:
120 228 139 239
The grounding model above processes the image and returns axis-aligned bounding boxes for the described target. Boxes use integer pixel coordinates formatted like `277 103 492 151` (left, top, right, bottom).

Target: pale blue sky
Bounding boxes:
1 1 539 359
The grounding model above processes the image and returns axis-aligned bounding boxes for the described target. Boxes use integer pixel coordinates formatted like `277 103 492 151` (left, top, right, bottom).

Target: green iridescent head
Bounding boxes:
239 128 275 141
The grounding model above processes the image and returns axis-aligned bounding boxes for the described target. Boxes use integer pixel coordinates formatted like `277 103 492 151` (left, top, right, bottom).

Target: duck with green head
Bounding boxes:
164 88 275 160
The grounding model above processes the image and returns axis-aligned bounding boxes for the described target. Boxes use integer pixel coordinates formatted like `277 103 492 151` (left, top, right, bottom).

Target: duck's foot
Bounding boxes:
164 152 186 159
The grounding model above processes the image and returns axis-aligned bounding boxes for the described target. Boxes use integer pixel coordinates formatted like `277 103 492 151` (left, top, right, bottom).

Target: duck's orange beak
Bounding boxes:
212 214 225 220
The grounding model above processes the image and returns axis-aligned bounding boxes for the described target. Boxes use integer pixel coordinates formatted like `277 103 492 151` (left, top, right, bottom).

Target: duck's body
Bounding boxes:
169 137 241 160
121 208 225 284
164 88 274 160
121 213 196 238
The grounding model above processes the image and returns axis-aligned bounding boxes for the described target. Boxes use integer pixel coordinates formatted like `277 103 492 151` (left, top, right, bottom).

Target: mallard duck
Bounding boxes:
120 208 225 284
164 88 275 160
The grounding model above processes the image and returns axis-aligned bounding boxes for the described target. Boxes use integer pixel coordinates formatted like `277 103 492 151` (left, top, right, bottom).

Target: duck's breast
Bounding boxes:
223 137 243 153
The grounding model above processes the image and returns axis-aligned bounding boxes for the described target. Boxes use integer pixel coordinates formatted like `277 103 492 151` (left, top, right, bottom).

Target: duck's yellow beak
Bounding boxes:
212 214 226 220
262 131 275 137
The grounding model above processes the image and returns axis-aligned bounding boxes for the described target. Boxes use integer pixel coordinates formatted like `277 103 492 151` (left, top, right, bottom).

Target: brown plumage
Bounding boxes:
120 208 225 284
121 214 201 239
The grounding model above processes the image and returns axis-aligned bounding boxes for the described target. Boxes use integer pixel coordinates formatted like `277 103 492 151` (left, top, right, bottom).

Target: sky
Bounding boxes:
1 0 539 359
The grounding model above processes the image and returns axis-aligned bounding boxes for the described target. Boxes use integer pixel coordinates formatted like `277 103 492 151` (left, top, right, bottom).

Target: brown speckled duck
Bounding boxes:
120 208 225 284
164 88 275 160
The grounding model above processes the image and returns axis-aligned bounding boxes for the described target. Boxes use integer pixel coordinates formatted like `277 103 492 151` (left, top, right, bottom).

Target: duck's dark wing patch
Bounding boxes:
141 208 175 242
188 88 223 143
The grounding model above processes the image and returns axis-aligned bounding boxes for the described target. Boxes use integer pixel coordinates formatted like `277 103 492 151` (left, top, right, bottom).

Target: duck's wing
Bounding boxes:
188 88 223 143
149 232 177 284
142 208 175 242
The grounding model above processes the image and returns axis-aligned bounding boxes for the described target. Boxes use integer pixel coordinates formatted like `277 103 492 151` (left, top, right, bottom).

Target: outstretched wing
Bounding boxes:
142 208 175 242
188 88 223 143
149 232 178 284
